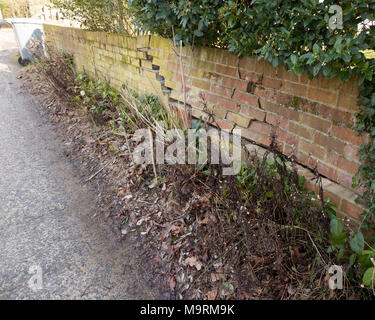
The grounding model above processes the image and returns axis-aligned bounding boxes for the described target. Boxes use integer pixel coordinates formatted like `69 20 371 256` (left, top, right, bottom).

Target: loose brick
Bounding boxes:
263 100 299 121
241 128 272 146
233 91 258 107
241 105 266 122
212 117 233 131
227 112 251 128
204 92 240 112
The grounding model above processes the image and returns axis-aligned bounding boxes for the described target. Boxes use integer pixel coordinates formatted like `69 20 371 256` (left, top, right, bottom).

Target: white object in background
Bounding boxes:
5 18 44 66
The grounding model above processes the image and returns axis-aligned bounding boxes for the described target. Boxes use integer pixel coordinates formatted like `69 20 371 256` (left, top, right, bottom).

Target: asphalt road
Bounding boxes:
0 28 158 299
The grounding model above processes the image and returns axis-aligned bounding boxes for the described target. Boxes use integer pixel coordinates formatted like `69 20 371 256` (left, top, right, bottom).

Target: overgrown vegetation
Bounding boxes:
24 47 375 298
49 0 135 34
127 0 375 292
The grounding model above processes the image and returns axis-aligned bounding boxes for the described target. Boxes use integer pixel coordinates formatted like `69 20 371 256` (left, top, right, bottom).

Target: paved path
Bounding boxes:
0 28 158 299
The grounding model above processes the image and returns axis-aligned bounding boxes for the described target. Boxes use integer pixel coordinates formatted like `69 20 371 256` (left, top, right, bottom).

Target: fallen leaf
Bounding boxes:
206 290 217 300
185 256 203 271
169 276 176 290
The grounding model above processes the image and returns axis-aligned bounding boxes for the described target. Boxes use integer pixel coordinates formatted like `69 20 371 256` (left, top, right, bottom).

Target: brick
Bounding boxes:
274 92 292 105
263 77 282 90
337 171 354 190
283 81 308 97
254 86 276 101
341 79 357 96
215 64 237 77
232 91 258 107
277 129 298 147
315 132 346 154
299 113 331 133
308 87 338 106
344 144 361 162
337 93 358 112
204 92 240 112
241 128 272 146
300 140 326 159
263 61 281 78
263 100 299 121
299 73 310 85
210 84 233 98
266 113 289 130
239 56 255 71
212 117 233 131
207 104 227 118
192 78 211 91
249 121 273 136
296 151 318 168
282 70 299 83
226 112 251 128
322 189 342 208
340 199 363 220
241 105 266 122
288 122 314 141
326 152 360 175
283 144 295 157
332 125 367 146
192 108 209 121
239 71 262 83
319 76 341 91
319 105 352 126
221 77 248 92
317 162 338 181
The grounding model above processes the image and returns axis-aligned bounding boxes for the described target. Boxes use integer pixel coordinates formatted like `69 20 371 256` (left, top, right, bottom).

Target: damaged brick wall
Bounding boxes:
43 23 369 221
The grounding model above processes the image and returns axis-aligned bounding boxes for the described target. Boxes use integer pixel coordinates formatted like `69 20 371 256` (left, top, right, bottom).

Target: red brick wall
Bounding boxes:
152 40 369 194
44 24 369 220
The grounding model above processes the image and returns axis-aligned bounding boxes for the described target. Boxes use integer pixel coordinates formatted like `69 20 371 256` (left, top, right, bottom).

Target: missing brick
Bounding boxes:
247 81 256 94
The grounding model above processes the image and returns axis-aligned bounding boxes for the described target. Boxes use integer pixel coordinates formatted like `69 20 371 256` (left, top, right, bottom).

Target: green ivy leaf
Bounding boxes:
349 232 365 255
362 267 375 287
330 218 343 236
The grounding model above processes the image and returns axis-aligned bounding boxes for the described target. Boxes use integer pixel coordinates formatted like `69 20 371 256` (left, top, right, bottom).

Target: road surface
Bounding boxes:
0 28 159 299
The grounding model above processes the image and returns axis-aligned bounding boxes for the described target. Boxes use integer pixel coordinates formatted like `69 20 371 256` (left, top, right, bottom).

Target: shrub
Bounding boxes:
128 0 227 47
50 0 133 34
